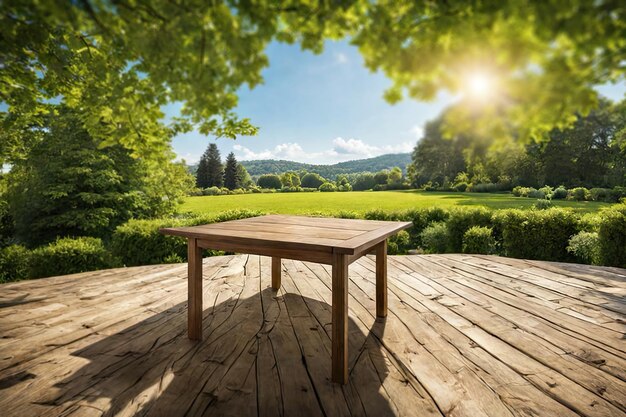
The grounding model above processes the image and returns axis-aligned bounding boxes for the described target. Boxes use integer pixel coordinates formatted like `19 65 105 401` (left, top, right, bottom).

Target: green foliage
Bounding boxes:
374 171 390 185
568 187 591 201
111 210 262 266
0 244 31 283
29 237 117 279
0 198 14 247
534 199 554 210
446 207 493 252
462 226 496 255
567 232 600 265
353 173 377 191
493 208 579 261
552 186 568 200
335 175 352 191
319 182 337 192
196 143 224 188
388 230 410 255
241 154 411 179
257 174 282 189
404 207 450 247
597 204 626 267
223 152 240 190
301 173 326 189
420 223 450 254
280 172 301 188
6 110 194 246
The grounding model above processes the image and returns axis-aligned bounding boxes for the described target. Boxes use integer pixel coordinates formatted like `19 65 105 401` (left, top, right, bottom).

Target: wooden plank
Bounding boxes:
333 222 412 254
240 214 390 230
271 257 281 290
188 238 203 340
332 253 349 384
375 240 387 318
197 239 333 265
203 221 366 240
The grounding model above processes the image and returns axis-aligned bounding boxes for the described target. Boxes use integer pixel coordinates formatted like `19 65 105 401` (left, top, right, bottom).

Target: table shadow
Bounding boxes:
39 288 394 416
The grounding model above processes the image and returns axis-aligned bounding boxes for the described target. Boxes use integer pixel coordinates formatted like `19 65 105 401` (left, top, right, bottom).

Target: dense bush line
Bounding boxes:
2 204 625 284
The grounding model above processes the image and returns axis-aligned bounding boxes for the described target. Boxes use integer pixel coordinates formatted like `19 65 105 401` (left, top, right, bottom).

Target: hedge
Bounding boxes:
597 203 626 267
29 237 117 279
0 244 30 283
110 210 262 266
492 208 579 262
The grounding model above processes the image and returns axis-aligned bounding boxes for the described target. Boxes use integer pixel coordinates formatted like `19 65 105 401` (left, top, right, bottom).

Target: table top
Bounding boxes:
160 214 412 255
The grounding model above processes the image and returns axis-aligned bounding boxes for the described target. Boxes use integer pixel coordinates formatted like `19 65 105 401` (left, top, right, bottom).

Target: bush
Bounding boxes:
568 187 590 201
534 199 554 210
0 245 31 283
471 183 499 193
420 223 449 254
319 182 337 192
405 207 450 247
111 210 262 266
0 199 15 247
597 203 626 267
388 230 411 255
552 186 568 200
567 231 600 265
462 226 496 254
202 186 223 196
280 186 301 192
372 184 387 191
257 174 282 189
493 208 579 262
446 207 492 252
337 183 352 192
589 188 619 203
336 210 359 219
452 182 468 192
538 186 553 199
29 237 117 279
527 189 546 199
300 173 325 189
512 186 536 197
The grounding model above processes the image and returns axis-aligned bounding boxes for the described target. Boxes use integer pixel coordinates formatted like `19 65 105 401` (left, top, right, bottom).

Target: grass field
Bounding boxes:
180 190 610 215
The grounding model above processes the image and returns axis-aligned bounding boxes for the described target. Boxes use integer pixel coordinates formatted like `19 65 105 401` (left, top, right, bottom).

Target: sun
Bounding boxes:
463 71 495 101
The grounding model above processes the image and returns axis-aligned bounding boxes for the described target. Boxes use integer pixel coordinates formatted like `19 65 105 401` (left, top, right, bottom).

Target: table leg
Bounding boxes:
332 252 349 384
187 238 203 340
271 257 281 290
375 240 388 318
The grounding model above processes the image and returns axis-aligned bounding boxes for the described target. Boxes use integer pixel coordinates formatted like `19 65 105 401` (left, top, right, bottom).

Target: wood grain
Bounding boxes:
188 238 203 340
1 254 624 417
332 252 349 384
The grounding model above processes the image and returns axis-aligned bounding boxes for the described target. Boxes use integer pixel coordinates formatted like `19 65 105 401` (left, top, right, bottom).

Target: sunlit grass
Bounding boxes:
179 190 609 216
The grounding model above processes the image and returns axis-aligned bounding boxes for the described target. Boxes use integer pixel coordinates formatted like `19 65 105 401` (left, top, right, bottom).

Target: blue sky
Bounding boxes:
170 40 626 165
170 41 454 165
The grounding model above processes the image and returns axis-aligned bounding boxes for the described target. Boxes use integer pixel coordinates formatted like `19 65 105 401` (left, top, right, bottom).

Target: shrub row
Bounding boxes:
512 185 626 202
0 237 117 283
3 204 625 283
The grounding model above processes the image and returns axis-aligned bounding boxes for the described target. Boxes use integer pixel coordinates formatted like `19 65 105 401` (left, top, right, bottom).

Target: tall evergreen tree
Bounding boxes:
207 144 224 187
223 152 240 190
195 155 210 188
196 143 224 188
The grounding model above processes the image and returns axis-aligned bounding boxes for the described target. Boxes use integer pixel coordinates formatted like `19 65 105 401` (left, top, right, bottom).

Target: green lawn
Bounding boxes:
180 190 610 215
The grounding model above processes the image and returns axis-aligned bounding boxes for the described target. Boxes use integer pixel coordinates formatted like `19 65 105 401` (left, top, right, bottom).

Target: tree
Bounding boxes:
6 108 193 246
2 1 624 164
353 173 376 191
374 171 389 185
301 173 325 189
223 152 240 190
236 164 253 189
257 174 282 189
204 144 224 188
336 175 352 192
387 167 403 184
280 172 301 188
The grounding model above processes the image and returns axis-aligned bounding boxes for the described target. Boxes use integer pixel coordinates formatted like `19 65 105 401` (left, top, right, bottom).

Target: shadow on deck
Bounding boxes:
0 254 624 417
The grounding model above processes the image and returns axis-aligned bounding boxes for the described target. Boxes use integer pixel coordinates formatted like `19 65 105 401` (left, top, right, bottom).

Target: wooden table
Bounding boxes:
160 214 411 383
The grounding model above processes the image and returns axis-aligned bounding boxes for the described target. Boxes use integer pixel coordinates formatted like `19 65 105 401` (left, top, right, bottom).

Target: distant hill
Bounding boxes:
240 153 412 179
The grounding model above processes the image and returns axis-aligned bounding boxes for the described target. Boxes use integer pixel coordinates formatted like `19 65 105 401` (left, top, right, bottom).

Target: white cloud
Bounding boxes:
233 138 413 164
410 125 424 140
332 138 378 155
334 52 349 65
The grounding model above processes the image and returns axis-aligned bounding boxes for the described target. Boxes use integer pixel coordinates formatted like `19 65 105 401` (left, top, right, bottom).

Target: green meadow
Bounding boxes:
180 190 609 216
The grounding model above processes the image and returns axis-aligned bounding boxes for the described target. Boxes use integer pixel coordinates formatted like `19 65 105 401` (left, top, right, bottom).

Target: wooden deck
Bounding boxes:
0 254 624 417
